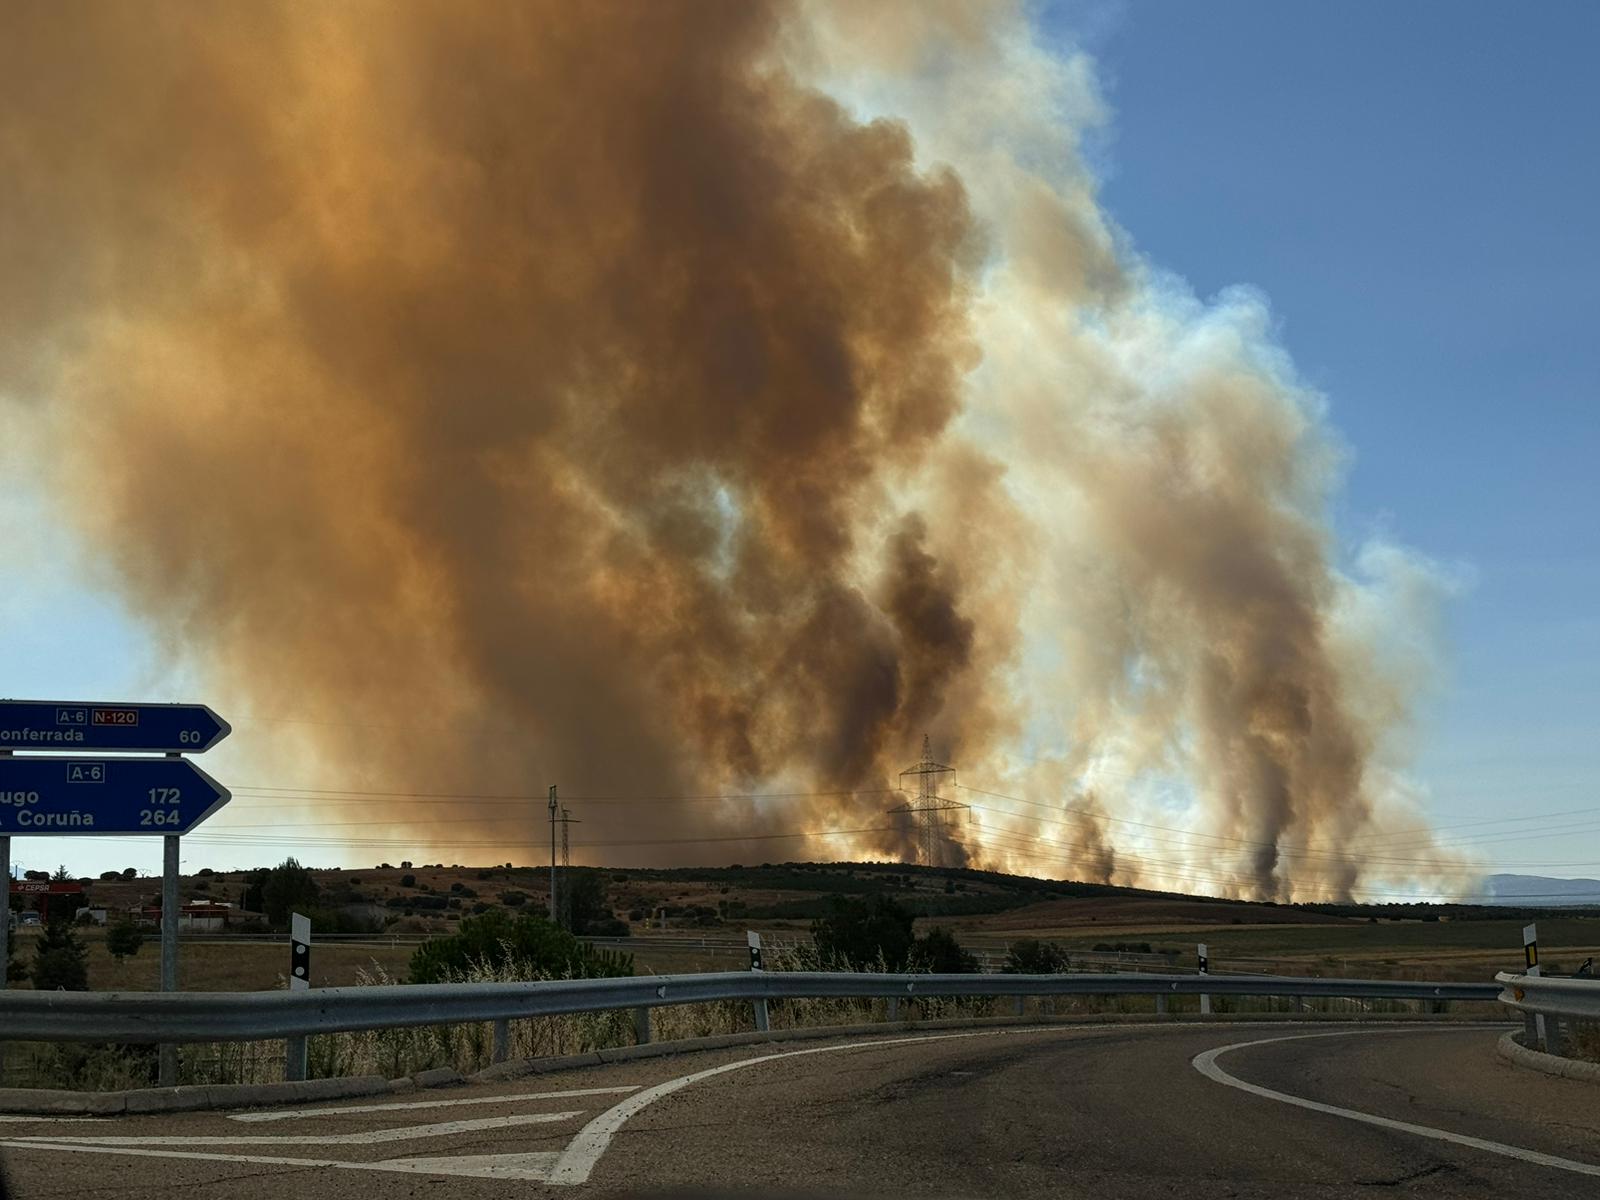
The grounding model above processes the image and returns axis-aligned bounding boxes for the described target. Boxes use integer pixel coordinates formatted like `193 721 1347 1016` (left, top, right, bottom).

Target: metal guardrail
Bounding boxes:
0 970 1499 1046
1494 970 1600 1057
1495 971 1600 1021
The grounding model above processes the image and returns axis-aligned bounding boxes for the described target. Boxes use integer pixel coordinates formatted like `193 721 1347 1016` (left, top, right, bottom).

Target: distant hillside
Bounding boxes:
1479 874 1600 907
64 859 1600 934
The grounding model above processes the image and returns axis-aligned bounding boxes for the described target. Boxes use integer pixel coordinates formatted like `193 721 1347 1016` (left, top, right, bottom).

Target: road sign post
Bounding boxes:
0 756 230 836
286 912 312 1081
1198 943 1211 1016
1 822 9 1083
0 702 230 754
0 699 231 1089
159 834 180 1086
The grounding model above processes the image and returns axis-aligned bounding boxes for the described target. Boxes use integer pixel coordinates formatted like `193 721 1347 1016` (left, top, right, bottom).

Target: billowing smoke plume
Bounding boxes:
0 2 1457 898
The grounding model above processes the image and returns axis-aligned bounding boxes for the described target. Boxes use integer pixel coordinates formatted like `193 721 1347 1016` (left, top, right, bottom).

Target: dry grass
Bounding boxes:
6 929 419 992
1566 1021 1600 1064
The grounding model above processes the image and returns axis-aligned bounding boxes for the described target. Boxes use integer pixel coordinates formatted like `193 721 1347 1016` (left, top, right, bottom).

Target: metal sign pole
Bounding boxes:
1198 943 1211 1016
1 827 10 1085
158 834 180 1086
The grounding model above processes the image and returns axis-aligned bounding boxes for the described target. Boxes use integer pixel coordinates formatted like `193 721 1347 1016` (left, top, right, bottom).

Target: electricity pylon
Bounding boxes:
887 735 967 866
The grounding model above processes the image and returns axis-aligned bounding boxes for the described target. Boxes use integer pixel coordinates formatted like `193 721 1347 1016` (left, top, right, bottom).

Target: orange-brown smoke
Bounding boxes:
0 2 1457 897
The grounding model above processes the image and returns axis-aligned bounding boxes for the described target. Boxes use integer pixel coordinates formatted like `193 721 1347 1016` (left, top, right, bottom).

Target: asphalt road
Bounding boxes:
2 1022 1596 1198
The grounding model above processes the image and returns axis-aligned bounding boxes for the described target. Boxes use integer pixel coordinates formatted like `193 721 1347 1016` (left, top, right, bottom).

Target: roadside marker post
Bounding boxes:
748 931 769 1033
285 912 312 1081
1198 943 1211 1016
747 929 764 972
0 698 231 1087
1523 923 1555 1053
289 911 312 988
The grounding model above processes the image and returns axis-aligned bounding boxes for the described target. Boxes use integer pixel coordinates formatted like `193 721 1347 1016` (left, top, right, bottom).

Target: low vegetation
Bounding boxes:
810 895 979 973
31 916 90 991
407 911 632 984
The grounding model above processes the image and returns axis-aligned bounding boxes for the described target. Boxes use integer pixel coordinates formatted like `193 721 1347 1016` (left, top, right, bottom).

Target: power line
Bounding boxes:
223 780 1600 856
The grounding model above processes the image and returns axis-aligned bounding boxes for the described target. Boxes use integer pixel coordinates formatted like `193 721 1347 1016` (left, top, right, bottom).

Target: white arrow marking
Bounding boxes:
0 1141 563 1182
17 1110 582 1147
366 1150 561 1179
228 1084 637 1122
549 1027 1059 1185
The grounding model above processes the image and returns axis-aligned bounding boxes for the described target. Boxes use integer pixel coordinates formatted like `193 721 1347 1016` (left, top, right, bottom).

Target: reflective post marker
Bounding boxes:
289 912 312 988
285 912 311 1081
1198 943 1211 1016
1523 923 1548 1051
158 834 180 1086
748 931 769 1032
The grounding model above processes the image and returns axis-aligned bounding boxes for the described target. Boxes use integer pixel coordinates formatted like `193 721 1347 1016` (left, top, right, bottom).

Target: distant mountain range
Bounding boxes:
1477 874 1600 906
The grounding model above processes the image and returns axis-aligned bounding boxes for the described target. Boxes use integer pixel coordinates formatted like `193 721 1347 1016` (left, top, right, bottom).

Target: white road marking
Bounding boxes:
371 1150 560 1179
0 1027 1064 1185
0 1140 563 1182
548 1027 1055 1185
1193 1030 1600 1180
228 1085 638 1122
15 1110 583 1147
0 1116 105 1124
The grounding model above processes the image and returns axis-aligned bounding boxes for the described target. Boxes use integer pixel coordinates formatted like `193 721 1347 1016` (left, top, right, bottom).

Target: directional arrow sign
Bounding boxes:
0 700 231 754
0 757 230 836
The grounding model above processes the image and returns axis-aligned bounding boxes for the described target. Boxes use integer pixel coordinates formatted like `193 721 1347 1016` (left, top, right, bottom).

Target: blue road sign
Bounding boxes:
0 701 231 754
0 757 231 836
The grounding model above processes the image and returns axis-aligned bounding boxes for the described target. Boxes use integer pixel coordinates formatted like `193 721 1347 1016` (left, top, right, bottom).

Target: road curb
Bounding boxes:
1497 1030 1600 1084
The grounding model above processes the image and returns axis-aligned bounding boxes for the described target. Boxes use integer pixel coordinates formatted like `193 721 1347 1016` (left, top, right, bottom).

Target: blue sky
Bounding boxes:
4 0 1599 887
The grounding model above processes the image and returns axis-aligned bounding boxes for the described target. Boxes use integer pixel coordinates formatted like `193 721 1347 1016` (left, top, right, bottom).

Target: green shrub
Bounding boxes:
408 911 632 983
811 895 915 970
32 917 90 990
914 926 978 973
1003 938 1067 974
106 920 145 963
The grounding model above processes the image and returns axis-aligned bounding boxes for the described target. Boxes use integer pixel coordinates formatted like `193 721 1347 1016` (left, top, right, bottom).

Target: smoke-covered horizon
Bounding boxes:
0 1 1465 900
